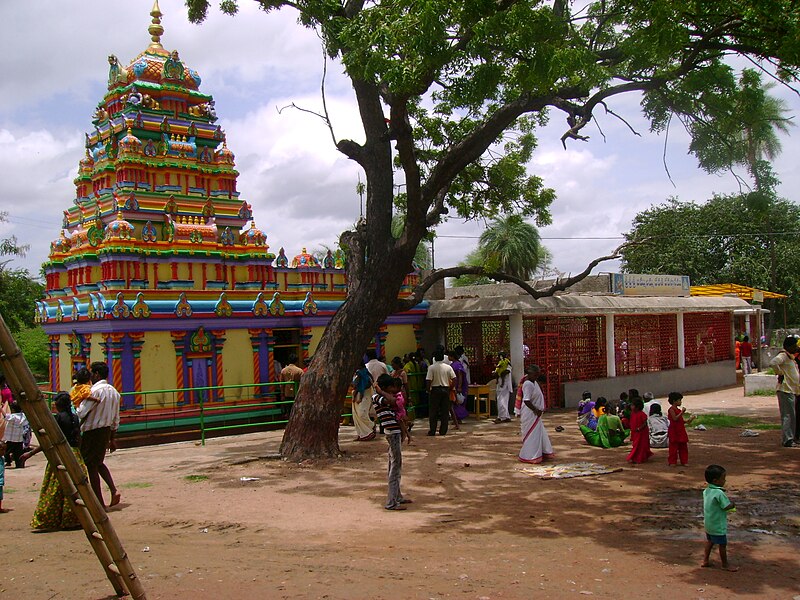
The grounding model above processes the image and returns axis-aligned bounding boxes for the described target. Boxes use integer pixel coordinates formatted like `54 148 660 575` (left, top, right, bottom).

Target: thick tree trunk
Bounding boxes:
279 257 412 460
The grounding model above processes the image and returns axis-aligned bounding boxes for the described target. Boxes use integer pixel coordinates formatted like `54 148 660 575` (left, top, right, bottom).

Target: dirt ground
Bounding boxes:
1 386 798 600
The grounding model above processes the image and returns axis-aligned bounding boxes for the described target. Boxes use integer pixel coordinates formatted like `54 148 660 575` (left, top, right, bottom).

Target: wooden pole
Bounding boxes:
0 313 147 599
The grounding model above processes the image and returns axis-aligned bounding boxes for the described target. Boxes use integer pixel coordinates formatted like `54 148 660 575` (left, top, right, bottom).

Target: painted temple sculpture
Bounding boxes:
38 3 426 417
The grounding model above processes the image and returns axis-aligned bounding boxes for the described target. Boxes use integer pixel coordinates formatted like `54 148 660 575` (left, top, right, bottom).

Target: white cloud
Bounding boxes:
3 0 800 285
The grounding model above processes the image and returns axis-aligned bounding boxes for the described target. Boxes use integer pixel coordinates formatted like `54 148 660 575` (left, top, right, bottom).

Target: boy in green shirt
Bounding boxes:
702 464 738 571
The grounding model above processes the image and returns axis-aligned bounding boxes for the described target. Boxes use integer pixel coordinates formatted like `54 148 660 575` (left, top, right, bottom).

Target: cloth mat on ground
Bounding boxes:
519 461 623 480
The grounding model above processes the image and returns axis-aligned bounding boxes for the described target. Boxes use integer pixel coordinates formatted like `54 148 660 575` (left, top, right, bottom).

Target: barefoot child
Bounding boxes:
626 397 653 463
667 391 696 466
372 374 412 511
702 464 738 571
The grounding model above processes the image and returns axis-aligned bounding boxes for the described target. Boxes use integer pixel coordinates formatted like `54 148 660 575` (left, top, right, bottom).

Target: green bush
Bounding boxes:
15 326 49 379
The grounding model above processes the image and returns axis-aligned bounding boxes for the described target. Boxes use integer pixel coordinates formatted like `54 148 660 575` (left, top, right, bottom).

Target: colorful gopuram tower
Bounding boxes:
38 3 426 419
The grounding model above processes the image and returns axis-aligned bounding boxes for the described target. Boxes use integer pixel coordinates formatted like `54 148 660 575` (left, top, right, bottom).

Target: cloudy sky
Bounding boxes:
2 1 800 281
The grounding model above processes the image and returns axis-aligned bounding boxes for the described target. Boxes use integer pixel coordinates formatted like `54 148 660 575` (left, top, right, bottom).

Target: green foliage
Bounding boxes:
184 474 209 482
15 326 49 379
646 68 795 194
185 0 800 243
452 214 546 286
0 268 43 333
692 413 780 430
621 194 800 323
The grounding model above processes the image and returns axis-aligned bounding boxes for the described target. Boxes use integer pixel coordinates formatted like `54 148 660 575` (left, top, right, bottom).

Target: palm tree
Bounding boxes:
453 214 544 286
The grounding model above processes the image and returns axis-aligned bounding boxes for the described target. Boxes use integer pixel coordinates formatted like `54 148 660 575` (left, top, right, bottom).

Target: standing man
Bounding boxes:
77 361 121 508
769 336 799 447
425 349 455 436
279 354 304 417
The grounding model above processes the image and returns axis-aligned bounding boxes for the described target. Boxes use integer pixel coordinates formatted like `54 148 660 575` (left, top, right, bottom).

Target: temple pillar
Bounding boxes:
606 314 616 377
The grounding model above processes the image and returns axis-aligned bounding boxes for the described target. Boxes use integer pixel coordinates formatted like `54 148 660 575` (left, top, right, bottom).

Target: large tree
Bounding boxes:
186 0 800 459
620 194 800 325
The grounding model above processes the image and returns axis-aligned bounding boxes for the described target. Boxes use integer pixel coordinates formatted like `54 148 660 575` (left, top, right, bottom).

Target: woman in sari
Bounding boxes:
351 362 375 441
30 392 86 530
518 365 555 464
580 401 629 448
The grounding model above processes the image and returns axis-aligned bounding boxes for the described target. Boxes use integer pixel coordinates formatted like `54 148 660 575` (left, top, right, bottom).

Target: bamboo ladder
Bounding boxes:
0 313 147 599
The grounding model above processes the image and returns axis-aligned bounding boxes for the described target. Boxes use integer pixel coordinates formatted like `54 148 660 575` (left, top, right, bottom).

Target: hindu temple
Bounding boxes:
37 2 427 423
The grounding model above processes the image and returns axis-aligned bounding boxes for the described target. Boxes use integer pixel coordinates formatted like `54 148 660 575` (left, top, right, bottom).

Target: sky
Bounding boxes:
2 1 800 282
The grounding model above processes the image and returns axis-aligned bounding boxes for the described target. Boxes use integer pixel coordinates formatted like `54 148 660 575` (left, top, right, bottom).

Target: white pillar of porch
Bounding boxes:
677 312 686 369
509 312 524 386
605 313 616 378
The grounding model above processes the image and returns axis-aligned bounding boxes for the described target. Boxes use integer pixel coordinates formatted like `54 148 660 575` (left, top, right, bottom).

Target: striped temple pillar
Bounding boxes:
171 331 187 405
48 335 61 392
211 330 226 400
413 324 424 350
376 325 388 359
109 333 125 393
248 328 262 386
129 333 145 409
300 327 313 364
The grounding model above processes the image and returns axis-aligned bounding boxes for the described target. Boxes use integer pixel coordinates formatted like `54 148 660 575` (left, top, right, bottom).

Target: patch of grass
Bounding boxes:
693 413 779 430
4 488 16 494
746 389 777 397
121 482 153 489
184 474 209 483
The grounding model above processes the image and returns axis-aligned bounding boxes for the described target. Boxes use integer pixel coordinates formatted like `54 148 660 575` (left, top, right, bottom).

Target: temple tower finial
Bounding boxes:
148 0 164 49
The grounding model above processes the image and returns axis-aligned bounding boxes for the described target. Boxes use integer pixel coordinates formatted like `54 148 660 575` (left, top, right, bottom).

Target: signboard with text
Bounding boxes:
611 273 691 297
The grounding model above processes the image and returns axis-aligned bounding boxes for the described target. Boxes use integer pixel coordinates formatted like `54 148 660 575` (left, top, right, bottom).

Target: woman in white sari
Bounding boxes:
518 364 555 464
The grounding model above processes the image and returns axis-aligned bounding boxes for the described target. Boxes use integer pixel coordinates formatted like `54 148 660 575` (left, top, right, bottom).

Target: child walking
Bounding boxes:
372 374 412 511
626 397 653 463
702 464 738 571
667 391 696 466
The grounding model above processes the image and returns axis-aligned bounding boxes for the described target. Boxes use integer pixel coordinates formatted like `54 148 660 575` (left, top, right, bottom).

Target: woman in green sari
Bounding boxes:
580 400 629 448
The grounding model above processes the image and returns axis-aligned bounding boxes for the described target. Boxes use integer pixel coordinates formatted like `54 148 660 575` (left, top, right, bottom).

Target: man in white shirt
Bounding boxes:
77 361 121 508
769 335 800 447
425 349 456 436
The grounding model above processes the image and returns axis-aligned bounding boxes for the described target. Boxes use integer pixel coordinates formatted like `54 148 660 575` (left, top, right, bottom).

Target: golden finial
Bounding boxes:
148 0 164 49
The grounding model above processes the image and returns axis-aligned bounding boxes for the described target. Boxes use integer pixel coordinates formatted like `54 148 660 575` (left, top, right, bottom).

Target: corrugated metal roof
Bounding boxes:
690 283 786 300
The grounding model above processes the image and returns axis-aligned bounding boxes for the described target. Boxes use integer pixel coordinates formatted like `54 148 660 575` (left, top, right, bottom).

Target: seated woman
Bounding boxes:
647 403 670 448
576 391 594 427
585 397 607 431
580 400 629 448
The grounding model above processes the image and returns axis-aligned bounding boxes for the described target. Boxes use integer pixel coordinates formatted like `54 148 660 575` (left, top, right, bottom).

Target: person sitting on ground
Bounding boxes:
580 399 628 448
647 404 670 449
620 392 633 429
577 391 594 427
586 397 608 431
642 392 660 417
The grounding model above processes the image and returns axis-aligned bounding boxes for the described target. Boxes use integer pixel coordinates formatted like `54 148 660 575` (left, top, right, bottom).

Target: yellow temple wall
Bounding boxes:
139 331 181 408
221 329 255 401
383 324 418 362
307 328 323 357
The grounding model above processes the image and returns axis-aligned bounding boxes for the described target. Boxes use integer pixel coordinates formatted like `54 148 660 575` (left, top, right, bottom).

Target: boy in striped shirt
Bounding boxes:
372 374 411 511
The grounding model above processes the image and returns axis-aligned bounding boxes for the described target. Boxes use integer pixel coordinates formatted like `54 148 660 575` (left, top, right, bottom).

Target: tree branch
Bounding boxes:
396 241 641 312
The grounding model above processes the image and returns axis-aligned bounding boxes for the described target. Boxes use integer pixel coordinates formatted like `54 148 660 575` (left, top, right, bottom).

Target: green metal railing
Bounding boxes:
39 370 432 446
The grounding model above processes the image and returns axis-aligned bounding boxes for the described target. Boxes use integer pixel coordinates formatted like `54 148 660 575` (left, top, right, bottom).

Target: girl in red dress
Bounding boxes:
667 391 696 466
627 397 653 464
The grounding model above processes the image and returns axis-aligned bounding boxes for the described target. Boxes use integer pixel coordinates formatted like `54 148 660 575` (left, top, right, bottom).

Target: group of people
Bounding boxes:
577 388 696 465
0 362 122 530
